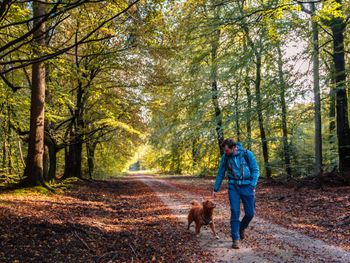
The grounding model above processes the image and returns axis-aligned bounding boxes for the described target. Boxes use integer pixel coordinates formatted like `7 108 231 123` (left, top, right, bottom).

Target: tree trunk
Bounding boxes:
329 85 336 142
44 134 57 182
210 28 224 155
2 108 7 169
43 145 49 181
18 139 25 168
87 141 97 179
63 128 83 179
330 1 350 173
7 103 12 174
191 137 199 171
22 0 46 186
311 2 323 176
255 52 271 179
63 76 85 179
244 86 252 149
234 84 240 142
276 45 292 179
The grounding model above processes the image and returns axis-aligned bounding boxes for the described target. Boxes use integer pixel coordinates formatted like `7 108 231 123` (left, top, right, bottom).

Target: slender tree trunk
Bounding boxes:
330 1 350 173
329 86 336 142
255 53 271 179
210 28 224 155
234 84 240 142
18 139 25 168
7 103 12 174
276 45 292 179
63 128 82 179
244 84 252 149
87 141 97 179
311 3 323 176
191 137 199 170
75 81 85 179
324 60 337 146
75 139 83 178
43 145 49 181
44 134 57 182
22 0 46 186
2 108 7 169
328 62 338 171
63 84 84 178
243 66 252 149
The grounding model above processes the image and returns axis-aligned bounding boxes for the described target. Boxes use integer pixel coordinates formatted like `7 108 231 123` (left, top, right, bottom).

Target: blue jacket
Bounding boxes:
213 142 260 192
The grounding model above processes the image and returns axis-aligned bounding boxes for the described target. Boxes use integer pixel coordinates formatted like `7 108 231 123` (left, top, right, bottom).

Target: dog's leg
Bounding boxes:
195 223 201 237
209 222 219 239
187 213 193 230
187 219 193 230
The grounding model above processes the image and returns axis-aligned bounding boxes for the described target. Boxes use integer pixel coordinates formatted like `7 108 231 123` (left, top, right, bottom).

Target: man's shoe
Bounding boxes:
239 228 245 240
232 240 240 249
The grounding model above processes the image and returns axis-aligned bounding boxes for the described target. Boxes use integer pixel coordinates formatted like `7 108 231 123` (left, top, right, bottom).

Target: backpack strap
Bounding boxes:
224 155 240 180
243 149 251 173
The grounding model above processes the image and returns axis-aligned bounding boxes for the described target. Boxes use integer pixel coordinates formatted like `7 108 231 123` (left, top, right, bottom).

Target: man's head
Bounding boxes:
221 138 238 155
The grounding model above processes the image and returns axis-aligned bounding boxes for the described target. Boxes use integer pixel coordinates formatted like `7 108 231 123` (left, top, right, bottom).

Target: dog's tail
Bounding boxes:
190 200 200 207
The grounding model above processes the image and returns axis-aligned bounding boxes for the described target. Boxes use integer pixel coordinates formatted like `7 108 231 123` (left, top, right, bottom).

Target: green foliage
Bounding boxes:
1 0 350 183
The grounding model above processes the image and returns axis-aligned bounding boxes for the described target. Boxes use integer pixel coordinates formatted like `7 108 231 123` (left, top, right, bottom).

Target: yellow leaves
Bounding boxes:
95 119 142 137
267 24 281 44
273 7 284 20
11 4 30 17
317 0 345 21
98 27 115 37
46 112 66 122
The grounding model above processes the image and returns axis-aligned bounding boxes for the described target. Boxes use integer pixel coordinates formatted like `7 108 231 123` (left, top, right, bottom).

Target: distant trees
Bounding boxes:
0 1 151 185
144 0 350 183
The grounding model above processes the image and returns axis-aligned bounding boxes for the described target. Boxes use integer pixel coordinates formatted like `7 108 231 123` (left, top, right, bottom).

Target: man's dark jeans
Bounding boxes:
228 184 256 240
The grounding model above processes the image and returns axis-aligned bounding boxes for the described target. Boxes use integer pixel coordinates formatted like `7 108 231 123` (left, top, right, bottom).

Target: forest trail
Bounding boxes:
135 173 350 263
0 174 349 262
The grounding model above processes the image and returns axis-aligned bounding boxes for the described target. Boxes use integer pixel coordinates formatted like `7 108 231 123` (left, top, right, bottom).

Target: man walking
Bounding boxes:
212 138 260 249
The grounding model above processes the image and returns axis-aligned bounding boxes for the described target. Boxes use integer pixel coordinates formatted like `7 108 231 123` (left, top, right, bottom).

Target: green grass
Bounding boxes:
1 176 82 196
12 185 52 196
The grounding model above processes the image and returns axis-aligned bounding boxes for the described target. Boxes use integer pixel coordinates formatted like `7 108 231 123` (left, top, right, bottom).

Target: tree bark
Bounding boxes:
244 86 252 149
311 2 323 176
255 52 271 179
87 141 97 179
210 28 224 155
63 128 83 179
22 0 46 186
234 84 240 142
329 85 336 142
191 137 199 171
330 1 350 173
43 145 49 181
44 134 57 182
276 45 292 179
242 38 252 148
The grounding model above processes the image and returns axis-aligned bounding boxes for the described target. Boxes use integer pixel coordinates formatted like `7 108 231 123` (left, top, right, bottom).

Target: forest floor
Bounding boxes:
0 173 348 262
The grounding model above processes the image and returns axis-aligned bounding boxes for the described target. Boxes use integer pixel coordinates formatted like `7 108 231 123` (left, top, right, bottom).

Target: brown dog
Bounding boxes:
187 199 219 239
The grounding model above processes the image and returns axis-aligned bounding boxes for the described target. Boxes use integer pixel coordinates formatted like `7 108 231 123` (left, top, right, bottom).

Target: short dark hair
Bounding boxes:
221 138 236 149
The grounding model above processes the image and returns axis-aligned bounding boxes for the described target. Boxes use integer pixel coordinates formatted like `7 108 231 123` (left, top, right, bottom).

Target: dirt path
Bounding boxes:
135 173 350 263
0 178 212 262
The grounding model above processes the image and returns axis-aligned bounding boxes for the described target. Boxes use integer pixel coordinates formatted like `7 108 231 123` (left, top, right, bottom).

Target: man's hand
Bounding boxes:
250 185 256 193
212 191 217 198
